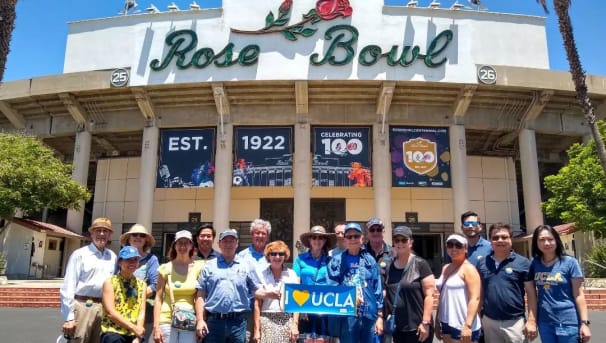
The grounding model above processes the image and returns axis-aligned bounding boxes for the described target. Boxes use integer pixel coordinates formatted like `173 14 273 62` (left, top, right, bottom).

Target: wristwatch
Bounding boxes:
581 320 591 326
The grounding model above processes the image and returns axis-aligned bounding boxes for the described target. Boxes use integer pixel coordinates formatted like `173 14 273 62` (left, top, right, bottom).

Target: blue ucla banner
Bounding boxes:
282 283 357 316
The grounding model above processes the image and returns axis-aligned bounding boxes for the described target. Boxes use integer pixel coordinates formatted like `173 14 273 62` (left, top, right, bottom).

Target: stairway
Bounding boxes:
0 285 61 308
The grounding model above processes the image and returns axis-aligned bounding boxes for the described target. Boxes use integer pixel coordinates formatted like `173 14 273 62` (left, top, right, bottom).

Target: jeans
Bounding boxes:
538 323 579 343
338 317 376 343
100 333 136 343
204 316 247 343
159 323 197 343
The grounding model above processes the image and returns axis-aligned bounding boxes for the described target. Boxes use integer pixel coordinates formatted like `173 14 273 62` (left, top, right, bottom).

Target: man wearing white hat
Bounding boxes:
60 217 117 343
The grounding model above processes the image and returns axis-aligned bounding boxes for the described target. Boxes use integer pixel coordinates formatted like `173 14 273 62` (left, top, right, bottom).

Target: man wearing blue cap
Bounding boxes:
194 229 279 343
327 222 383 343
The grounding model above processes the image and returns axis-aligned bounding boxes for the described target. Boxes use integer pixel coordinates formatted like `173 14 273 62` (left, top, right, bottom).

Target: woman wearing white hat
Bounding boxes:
153 230 202 343
120 224 159 298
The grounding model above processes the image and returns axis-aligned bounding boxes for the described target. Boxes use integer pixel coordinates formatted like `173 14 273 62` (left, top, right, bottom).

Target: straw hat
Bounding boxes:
120 224 156 247
300 225 337 249
88 217 113 233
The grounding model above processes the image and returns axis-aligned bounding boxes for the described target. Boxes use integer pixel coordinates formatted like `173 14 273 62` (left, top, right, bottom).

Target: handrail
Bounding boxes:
585 259 606 270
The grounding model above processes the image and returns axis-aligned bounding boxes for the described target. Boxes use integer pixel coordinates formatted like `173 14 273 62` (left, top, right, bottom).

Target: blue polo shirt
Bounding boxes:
196 254 261 313
293 251 329 285
467 237 492 266
476 251 531 320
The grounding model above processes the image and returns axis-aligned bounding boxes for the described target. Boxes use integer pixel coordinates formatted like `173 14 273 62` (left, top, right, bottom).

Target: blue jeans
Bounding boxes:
440 322 481 342
338 317 376 343
205 316 247 343
538 323 579 343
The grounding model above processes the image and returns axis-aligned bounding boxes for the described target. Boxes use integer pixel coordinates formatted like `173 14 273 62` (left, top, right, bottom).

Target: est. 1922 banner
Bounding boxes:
233 126 293 186
390 126 451 187
157 128 215 188
282 283 357 316
312 127 372 187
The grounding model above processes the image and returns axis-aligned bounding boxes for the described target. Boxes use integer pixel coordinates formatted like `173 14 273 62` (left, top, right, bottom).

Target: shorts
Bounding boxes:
440 322 481 341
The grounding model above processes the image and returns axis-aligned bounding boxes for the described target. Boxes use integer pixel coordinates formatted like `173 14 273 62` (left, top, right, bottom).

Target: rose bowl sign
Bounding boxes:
403 138 437 175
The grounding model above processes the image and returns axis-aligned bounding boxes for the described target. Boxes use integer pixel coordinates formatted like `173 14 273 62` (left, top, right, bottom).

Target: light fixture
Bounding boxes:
450 1 464 10
190 1 201 10
146 4 160 13
167 2 179 11
407 1 418 7
429 1 441 8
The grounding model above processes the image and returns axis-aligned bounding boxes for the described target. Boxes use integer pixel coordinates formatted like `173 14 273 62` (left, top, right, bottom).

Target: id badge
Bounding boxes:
555 326 569 336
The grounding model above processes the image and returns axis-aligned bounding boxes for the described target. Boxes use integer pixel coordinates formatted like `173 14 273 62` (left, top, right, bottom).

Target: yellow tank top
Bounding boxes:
158 260 204 324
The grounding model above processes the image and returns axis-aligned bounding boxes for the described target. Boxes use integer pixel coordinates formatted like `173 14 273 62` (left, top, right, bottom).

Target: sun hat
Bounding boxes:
446 234 468 245
118 246 141 260
392 226 413 239
88 217 113 233
300 225 337 248
344 222 363 234
175 230 193 242
219 229 239 240
120 224 156 247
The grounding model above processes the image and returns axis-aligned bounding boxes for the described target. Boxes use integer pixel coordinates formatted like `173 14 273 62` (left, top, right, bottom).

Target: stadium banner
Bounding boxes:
282 283 357 316
390 126 451 187
157 128 215 188
233 126 293 186
312 126 372 187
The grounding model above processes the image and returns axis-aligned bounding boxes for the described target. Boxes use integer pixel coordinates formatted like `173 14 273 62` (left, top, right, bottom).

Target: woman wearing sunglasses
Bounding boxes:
382 226 435 343
293 225 337 341
435 234 481 343
253 240 299 343
101 246 147 343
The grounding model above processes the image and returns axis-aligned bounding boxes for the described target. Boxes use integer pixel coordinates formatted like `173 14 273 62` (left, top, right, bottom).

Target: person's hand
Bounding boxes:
375 316 384 335
460 325 472 343
153 326 164 343
523 321 538 341
196 319 209 340
132 324 145 338
290 323 299 342
417 322 430 342
62 320 76 338
580 323 591 342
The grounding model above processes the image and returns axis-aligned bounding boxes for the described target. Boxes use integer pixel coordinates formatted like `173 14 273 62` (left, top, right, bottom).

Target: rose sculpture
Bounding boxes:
231 0 353 41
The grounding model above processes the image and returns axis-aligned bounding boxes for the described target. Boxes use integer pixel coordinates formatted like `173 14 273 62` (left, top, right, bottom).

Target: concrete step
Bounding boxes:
0 286 60 308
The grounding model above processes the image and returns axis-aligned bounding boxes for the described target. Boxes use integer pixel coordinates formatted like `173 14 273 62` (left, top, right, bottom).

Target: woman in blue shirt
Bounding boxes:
293 225 336 340
525 225 592 343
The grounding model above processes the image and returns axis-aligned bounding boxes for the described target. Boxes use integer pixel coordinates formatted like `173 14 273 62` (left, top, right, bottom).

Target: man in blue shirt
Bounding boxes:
237 218 271 268
195 229 278 343
460 211 492 266
327 222 383 343
476 223 531 343
364 217 395 277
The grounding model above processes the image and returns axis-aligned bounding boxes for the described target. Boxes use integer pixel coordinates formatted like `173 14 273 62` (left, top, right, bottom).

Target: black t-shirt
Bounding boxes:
382 255 433 332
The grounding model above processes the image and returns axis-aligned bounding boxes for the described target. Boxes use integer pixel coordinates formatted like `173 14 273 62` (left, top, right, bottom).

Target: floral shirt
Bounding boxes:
101 274 146 336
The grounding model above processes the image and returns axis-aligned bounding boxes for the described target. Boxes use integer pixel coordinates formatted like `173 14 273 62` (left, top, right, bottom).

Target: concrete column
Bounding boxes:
213 124 234 231
372 123 392 236
66 130 92 234
137 124 159 231
450 125 468 232
293 122 311 256
519 128 543 232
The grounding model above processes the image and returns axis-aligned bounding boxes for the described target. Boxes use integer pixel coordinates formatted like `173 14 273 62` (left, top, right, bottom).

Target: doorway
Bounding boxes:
310 198 346 231
412 233 443 276
260 199 294 256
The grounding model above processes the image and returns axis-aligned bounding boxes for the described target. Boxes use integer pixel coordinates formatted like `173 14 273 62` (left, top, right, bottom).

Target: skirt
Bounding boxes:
260 312 295 343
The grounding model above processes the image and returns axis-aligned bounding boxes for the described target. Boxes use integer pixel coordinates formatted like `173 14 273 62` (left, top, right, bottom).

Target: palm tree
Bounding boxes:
0 0 18 82
537 0 606 173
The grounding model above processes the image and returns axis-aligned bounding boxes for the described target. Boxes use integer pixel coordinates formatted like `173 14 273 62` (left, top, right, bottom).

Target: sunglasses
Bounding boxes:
446 241 464 249
368 227 383 233
310 235 327 240
491 235 510 241
463 221 479 227
130 233 147 238
393 237 409 244
269 252 286 257
345 234 361 240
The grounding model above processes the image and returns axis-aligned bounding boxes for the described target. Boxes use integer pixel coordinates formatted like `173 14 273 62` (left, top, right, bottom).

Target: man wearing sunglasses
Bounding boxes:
327 222 383 343
364 217 395 277
459 211 492 267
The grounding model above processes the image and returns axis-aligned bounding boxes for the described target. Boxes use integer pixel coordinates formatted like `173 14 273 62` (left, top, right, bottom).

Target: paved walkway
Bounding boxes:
0 278 63 288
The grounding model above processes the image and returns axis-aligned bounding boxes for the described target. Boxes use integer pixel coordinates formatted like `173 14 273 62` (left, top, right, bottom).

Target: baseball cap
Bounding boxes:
175 230 193 242
118 246 141 260
446 234 468 245
219 229 239 240
366 217 384 229
392 226 413 239
344 222 362 233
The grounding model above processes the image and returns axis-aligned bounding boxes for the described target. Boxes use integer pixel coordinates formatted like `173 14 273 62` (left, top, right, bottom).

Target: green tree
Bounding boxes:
0 133 90 219
0 0 18 82
536 0 606 174
543 122 606 234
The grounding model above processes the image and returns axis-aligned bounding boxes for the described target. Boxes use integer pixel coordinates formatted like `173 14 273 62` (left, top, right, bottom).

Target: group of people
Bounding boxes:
59 212 593 343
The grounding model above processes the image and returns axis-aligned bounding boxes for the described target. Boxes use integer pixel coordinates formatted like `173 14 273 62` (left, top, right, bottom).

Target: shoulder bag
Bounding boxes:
167 262 197 331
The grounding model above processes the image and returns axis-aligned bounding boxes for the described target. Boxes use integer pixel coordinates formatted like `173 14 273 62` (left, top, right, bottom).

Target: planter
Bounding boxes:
584 278 606 288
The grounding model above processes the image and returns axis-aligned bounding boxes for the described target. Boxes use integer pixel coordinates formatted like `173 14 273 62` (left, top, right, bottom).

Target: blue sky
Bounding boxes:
4 0 605 81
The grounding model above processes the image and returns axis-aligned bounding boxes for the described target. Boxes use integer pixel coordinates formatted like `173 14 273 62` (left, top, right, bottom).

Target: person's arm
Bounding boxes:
102 279 144 337
572 278 592 341
434 264 448 341
524 280 538 341
417 274 436 342
153 271 166 343
146 255 160 297
253 298 262 342
134 283 147 342
461 263 481 340
195 289 209 340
